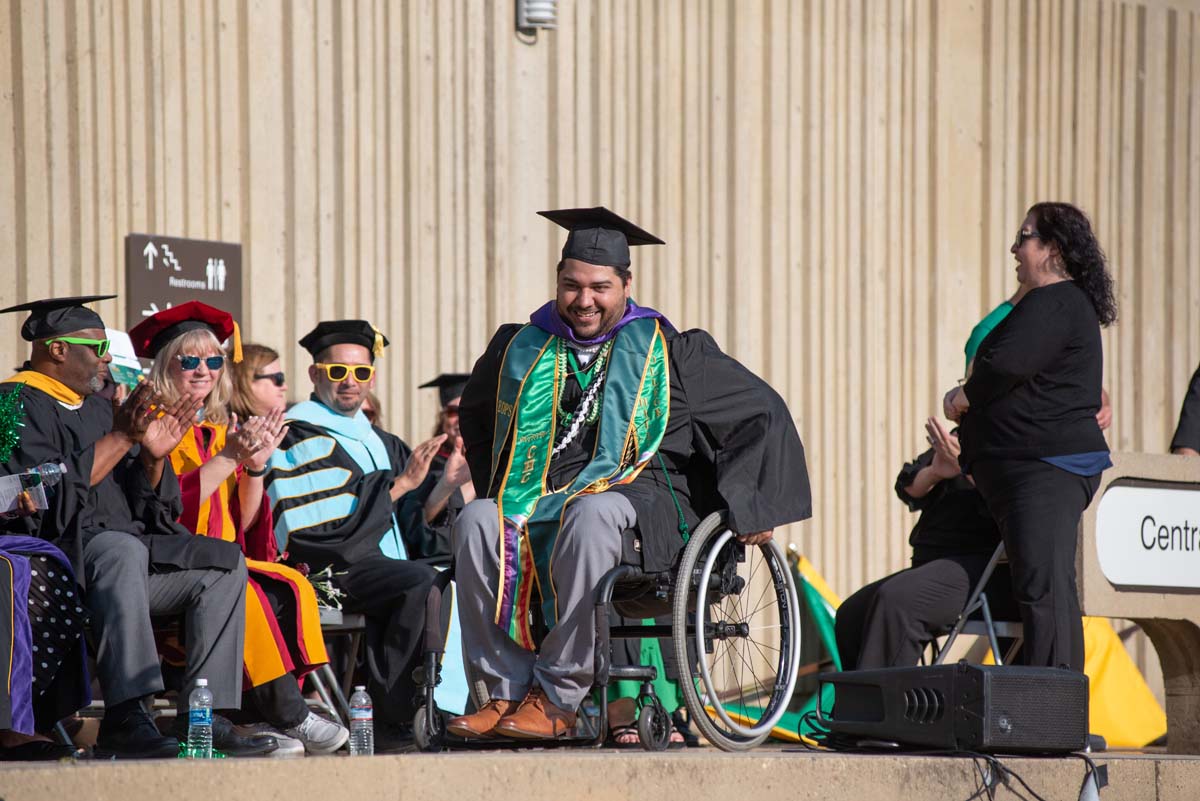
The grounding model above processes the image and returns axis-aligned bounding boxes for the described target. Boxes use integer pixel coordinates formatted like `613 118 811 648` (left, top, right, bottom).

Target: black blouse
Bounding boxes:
959 281 1108 468
895 448 1000 563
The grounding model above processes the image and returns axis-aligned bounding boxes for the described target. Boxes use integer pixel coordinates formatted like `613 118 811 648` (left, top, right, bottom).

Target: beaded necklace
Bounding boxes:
552 338 613 455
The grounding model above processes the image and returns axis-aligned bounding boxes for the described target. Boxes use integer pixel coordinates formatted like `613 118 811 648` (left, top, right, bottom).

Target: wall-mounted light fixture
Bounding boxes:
517 0 557 31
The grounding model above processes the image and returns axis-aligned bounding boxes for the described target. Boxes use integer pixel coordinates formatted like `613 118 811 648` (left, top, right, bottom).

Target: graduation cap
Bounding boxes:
299 320 389 362
537 206 664 268
419 373 470 407
0 294 116 341
127 300 243 362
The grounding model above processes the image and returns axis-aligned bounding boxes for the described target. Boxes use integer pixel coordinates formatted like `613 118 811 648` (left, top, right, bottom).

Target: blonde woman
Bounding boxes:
129 302 348 755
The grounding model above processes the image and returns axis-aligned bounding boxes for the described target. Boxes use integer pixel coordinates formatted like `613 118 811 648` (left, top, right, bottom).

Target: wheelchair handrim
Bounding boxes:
692 530 801 739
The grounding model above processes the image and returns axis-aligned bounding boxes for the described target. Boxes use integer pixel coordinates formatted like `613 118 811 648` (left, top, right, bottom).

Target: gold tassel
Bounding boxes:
371 325 385 358
231 320 244 363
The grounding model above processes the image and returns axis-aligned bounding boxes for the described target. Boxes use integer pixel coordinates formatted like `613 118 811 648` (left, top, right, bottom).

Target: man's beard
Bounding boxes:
85 375 106 395
328 392 363 415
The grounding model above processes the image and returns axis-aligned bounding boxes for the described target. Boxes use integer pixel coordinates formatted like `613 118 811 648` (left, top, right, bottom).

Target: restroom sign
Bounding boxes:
124 233 242 324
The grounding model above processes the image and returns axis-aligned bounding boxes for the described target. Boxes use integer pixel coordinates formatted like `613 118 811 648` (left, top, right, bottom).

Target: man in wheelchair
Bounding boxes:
448 207 812 740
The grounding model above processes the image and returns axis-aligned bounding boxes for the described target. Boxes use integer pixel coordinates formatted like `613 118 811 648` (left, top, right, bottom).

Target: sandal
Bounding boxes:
607 725 642 750
607 724 688 750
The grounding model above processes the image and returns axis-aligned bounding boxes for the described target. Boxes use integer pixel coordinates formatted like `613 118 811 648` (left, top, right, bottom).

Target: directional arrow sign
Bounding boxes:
125 234 242 331
140 301 174 317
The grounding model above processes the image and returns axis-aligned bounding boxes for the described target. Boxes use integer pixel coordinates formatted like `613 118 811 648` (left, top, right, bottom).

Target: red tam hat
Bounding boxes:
128 300 243 362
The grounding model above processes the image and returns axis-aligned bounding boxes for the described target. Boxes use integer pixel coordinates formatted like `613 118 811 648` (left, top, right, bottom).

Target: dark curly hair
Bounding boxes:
1027 202 1118 326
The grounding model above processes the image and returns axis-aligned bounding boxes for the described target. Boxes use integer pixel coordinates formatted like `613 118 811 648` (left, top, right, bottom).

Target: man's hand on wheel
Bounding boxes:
736 530 773 546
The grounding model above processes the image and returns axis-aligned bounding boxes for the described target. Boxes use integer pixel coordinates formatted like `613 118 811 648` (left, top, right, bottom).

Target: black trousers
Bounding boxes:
971 459 1100 672
334 556 438 727
835 552 1001 670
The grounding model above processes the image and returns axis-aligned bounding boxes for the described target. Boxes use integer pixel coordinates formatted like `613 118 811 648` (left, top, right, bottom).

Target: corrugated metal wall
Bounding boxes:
3 0 1199 693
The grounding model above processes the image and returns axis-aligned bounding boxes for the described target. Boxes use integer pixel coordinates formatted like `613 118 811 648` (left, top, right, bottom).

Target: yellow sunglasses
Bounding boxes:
315 363 375 383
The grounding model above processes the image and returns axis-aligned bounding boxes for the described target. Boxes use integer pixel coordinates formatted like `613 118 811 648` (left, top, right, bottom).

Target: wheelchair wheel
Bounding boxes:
637 700 672 752
413 704 444 752
671 512 801 751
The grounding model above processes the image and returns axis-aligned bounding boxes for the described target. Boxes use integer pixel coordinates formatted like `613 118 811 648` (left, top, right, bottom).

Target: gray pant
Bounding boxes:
452 494 634 711
83 530 248 710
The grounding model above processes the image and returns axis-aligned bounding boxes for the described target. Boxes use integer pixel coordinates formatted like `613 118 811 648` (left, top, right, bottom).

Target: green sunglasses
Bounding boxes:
45 336 111 358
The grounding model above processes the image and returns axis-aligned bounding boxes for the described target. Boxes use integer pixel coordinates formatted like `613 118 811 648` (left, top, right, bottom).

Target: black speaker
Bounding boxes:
818 663 1089 754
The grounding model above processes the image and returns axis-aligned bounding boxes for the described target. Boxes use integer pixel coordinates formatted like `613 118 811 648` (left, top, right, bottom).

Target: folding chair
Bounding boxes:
311 607 367 725
931 542 1024 666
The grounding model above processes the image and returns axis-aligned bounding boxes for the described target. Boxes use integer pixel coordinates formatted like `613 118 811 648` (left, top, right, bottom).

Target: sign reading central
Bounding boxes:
1095 484 1200 589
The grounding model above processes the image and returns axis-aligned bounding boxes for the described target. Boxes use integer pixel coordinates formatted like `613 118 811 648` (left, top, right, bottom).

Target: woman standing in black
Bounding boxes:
943 202 1117 672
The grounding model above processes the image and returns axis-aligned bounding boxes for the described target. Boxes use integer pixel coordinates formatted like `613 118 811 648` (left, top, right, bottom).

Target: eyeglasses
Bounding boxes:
1013 229 1042 249
315 363 375 383
444 404 460 418
45 336 110 358
177 354 226 371
254 371 286 387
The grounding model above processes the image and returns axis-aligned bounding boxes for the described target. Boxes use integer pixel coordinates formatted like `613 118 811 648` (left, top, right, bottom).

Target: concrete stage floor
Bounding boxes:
0 747 1194 801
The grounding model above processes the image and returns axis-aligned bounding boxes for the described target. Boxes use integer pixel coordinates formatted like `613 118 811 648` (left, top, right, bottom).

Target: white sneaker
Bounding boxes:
284 712 350 755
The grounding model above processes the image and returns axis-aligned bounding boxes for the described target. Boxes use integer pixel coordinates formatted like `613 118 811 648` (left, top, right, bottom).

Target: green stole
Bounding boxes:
490 318 670 649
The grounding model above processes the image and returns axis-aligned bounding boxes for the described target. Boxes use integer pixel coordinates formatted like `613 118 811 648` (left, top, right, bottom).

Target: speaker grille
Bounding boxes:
982 670 1088 751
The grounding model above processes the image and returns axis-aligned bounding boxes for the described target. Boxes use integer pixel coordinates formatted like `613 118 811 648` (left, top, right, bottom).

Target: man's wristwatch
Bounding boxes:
244 466 268 477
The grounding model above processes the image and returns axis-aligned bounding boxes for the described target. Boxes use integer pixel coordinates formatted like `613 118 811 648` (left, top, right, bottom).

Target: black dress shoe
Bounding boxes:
374 722 416 754
172 714 278 758
96 708 179 759
0 740 88 761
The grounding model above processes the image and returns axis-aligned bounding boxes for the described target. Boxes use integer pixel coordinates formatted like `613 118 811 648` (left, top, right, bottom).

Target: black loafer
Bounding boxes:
0 740 87 761
374 722 417 754
96 708 179 759
173 714 278 758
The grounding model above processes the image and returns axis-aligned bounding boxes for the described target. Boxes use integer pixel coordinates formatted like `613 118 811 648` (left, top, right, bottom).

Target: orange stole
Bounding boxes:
170 423 328 687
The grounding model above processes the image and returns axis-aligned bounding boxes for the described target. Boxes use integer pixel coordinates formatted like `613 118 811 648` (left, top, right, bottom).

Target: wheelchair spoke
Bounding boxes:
745 572 775 621
723 581 747 623
746 636 781 652
746 634 780 677
727 636 768 711
748 590 784 619
737 641 771 718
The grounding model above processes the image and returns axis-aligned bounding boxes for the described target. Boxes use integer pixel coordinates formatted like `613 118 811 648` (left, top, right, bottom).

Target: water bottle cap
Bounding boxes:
353 685 365 692
196 678 208 687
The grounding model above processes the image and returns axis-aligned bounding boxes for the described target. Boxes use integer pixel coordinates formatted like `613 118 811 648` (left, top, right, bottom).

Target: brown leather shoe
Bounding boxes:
446 698 518 739
492 686 576 740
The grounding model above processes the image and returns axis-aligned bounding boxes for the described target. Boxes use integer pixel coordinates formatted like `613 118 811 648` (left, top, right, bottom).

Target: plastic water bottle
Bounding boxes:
348 685 374 756
23 462 66 488
187 679 214 758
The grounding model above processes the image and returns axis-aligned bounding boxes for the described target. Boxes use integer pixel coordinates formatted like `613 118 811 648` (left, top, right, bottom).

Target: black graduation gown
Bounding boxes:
459 324 813 575
1171 361 1200 452
264 411 444 725
0 385 240 585
406 452 460 564
267 418 437 572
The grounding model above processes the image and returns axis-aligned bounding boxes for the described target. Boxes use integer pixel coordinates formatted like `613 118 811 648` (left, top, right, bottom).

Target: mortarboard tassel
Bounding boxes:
230 320 244 363
371 325 385 358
